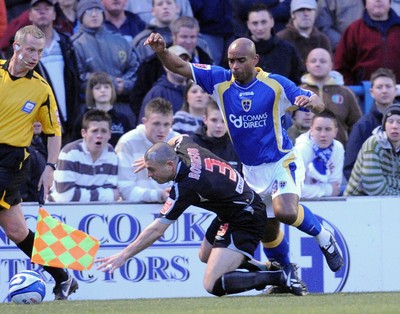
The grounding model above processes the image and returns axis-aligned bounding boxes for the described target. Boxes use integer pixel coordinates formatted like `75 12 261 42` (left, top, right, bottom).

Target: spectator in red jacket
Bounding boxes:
0 0 7 38
334 0 400 85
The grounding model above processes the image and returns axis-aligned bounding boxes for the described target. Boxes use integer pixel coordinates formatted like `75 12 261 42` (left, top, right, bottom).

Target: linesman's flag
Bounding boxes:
31 208 100 270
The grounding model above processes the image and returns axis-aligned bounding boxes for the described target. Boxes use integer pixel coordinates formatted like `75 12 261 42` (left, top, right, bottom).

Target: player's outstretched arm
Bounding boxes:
95 220 169 273
144 32 194 80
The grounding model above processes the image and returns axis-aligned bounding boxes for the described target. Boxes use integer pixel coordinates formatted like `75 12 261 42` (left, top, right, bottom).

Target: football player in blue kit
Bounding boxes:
142 32 344 295
96 136 305 296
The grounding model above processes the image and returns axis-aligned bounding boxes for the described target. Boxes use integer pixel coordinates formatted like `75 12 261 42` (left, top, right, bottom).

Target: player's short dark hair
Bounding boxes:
311 109 338 127
82 109 112 130
144 97 173 118
370 68 397 86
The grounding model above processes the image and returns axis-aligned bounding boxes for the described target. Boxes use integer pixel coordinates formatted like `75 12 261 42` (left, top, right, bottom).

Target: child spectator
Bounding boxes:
72 72 134 147
345 104 400 196
295 109 344 198
191 99 242 173
48 109 120 202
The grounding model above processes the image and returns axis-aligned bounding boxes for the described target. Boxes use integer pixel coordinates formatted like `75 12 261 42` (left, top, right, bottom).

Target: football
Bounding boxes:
8 270 46 304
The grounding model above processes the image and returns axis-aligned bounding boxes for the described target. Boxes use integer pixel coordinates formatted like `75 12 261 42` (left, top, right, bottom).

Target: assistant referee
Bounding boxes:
0 25 77 300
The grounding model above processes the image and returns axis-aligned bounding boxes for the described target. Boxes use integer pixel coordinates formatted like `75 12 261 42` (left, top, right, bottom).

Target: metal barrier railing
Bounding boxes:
348 81 400 113
347 81 373 114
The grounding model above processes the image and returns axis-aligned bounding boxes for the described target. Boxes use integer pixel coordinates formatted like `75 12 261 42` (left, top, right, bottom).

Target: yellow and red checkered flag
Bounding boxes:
31 207 100 270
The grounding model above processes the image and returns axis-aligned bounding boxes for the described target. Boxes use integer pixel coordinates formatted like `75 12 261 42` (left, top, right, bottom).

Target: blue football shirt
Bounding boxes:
190 65 313 166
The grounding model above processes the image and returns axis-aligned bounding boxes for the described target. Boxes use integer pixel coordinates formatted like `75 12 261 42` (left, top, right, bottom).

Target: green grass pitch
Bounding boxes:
1 292 400 314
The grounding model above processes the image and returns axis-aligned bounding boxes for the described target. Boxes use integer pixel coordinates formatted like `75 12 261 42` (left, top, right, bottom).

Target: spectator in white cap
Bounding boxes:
276 0 332 62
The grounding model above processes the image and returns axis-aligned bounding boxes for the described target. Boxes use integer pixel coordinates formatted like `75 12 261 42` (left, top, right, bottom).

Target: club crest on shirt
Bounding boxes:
21 101 36 113
242 99 252 112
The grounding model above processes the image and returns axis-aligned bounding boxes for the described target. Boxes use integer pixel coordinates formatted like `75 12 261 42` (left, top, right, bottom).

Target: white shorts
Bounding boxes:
242 150 305 218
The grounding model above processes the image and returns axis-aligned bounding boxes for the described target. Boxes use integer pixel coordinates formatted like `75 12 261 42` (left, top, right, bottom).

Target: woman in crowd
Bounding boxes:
172 81 209 135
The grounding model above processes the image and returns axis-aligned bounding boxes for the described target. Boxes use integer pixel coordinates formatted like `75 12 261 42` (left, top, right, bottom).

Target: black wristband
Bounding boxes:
46 162 57 170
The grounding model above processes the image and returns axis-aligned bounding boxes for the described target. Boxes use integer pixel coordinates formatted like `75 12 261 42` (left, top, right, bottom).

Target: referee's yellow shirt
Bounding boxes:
0 59 62 147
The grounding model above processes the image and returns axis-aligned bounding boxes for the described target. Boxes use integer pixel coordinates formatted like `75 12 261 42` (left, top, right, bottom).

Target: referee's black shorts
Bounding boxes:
0 145 30 210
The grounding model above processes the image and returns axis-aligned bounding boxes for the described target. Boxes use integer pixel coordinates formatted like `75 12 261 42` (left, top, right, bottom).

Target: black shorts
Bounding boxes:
0 145 30 210
205 196 267 259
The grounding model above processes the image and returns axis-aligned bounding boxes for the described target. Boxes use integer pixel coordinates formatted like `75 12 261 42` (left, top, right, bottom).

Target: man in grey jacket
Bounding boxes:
71 0 139 121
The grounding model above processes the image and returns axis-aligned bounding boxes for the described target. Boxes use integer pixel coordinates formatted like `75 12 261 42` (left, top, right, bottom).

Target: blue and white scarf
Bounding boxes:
308 138 334 183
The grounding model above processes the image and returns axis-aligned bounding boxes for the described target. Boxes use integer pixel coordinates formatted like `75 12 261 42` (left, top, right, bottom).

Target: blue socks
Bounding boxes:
263 204 324 265
292 204 322 236
263 230 290 266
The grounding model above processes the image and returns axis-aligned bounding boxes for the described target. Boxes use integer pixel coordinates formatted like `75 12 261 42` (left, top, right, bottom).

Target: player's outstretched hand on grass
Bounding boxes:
95 252 127 274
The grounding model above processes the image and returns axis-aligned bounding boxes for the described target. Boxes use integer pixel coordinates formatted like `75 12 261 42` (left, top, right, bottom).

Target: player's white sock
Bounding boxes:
315 228 332 250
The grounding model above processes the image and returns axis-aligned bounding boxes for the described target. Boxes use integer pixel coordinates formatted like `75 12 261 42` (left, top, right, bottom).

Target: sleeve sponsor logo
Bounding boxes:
193 63 211 70
161 197 175 215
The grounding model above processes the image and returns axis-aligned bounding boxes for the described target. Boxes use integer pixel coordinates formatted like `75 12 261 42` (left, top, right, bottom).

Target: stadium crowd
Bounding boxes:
1 0 400 300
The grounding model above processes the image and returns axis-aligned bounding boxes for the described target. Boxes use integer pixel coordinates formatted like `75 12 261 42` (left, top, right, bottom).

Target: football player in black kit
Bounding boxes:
96 136 305 296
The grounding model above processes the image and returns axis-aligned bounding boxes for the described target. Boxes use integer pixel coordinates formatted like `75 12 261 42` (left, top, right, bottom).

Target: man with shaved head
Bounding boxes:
301 47 362 147
97 135 293 296
143 32 344 295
